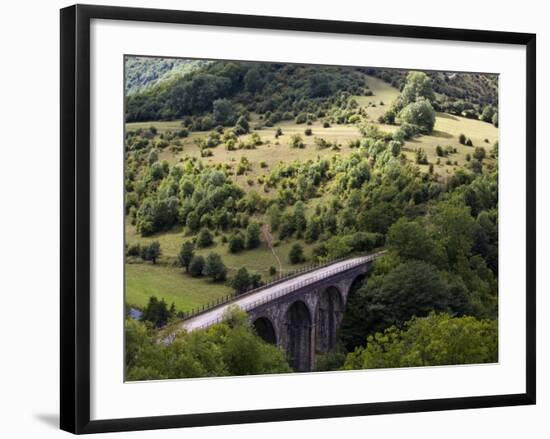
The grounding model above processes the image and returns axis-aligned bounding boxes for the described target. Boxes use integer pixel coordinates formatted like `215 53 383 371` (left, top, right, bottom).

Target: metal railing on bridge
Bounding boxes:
185 251 385 331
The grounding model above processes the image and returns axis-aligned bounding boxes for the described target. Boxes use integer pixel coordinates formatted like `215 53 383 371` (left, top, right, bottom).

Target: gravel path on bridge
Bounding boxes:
178 254 377 333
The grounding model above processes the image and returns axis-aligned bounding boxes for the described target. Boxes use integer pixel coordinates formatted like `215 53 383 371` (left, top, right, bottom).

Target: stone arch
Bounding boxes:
315 286 344 353
284 300 312 372
252 316 277 345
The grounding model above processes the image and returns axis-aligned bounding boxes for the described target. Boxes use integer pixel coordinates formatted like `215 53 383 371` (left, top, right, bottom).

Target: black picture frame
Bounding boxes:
60 4 536 434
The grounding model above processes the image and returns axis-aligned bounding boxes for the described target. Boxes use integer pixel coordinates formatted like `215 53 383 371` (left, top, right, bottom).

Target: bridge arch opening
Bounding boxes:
339 273 367 352
285 301 312 372
350 274 366 292
253 317 277 345
315 286 344 353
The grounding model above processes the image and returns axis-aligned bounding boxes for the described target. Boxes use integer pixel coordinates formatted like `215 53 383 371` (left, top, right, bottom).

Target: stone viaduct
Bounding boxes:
179 252 383 372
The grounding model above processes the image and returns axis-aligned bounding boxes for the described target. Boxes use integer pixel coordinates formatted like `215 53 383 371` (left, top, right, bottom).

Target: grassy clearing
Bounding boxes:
125 235 316 312
354 75 401 121
125 262 232 312
402 112 498 175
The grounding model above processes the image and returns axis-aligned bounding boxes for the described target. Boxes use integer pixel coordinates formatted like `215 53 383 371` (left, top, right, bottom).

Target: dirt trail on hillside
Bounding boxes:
261 223 282 272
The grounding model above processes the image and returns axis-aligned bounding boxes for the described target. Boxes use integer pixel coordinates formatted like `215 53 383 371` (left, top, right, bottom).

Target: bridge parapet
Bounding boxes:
182 251 384 332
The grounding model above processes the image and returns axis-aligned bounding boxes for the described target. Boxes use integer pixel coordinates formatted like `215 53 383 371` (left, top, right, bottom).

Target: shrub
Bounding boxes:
379 109 396 124
228 232 245 253
177 128 189 138
458 133 467 145
389 140 402 157
245 222 261 249
470 160 483 174
188 255 205 277
289 243 305 264
295 113 307 124
140 241 161 264
249 132 263 146
304 128 313 136
177 241 195 271
127 243 141 257
231 267 251 294
289 134 305 149
323 121 330 128
473 147 486 161
466 138 473 147
196 228 214 248
415 148 428 165
140 296 174 328
225 139 236 151
202 252 227 282
234 115 249 135
397 122 419 140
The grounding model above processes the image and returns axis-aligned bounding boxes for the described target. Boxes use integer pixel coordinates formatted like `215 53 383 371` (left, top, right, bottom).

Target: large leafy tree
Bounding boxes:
340 260 452 344
177 241 195 272
343 313 497 370
430 201 476 265
401 71 435 105
398 98 436 133
125 308 291 380
386 218 441 264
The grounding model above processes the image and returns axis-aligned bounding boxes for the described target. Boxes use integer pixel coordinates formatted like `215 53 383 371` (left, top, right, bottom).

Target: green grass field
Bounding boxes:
126 217 315 272
125 262 232 312
125 73 498 313
126 215 316 311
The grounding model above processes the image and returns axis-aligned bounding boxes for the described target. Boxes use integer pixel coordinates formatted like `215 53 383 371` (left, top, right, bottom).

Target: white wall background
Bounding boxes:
0 0 546 437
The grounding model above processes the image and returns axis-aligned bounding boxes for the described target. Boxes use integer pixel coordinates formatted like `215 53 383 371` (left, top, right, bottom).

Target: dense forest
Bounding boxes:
125 57 210 95
124 57 499 379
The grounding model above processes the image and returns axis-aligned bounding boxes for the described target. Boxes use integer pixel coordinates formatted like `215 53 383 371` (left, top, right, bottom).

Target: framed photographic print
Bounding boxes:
60 4 536 434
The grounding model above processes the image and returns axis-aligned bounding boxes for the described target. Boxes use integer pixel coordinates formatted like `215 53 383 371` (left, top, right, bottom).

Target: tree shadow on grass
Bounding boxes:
437 112 460 121
430 130 453 139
